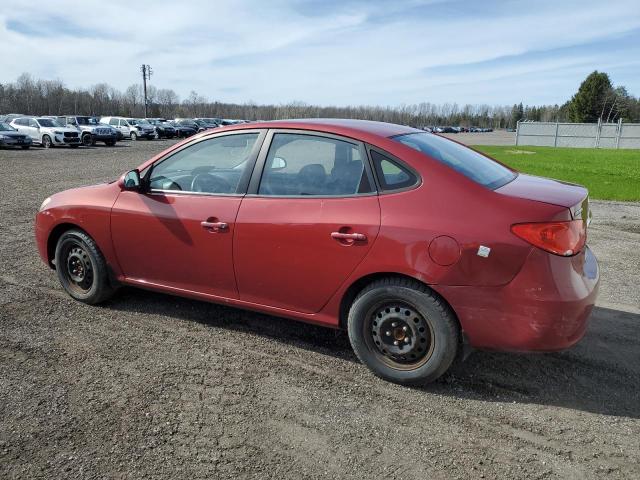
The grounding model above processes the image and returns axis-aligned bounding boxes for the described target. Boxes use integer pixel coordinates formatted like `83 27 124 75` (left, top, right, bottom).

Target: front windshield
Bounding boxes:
0 123 17 131
392 132 516 189
37 118 61 128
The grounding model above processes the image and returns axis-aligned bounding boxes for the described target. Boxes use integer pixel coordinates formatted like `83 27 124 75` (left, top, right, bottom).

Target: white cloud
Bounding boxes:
1 0 639 105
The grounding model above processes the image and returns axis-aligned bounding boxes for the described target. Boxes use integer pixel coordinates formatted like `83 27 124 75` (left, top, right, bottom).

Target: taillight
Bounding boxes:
511 220 586 256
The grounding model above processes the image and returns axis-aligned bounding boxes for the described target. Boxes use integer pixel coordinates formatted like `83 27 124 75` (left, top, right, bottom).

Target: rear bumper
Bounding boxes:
437 246 599 352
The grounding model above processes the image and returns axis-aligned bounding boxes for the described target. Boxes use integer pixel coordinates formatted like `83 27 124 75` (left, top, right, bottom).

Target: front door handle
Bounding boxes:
331 232 367 241
201 220 228 231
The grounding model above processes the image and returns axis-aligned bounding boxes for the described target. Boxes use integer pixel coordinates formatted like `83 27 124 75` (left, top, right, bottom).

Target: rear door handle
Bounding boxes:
331 232 367 241
201 220 228 231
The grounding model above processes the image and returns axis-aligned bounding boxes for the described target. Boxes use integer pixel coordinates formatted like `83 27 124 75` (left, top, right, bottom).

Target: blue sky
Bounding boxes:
2 0 639 106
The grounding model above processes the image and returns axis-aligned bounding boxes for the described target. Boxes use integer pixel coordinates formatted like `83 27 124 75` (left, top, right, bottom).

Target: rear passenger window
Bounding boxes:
370 150 418 191
259 133 373 196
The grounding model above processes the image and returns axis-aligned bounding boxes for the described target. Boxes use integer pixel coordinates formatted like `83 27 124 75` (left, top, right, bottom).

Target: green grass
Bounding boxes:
473 146 640 201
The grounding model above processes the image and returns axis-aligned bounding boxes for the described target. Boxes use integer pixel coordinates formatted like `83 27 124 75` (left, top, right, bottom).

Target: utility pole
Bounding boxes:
141 64 153 118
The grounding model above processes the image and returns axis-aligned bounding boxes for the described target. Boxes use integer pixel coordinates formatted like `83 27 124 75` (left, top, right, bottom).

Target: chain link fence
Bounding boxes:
515 120 640 149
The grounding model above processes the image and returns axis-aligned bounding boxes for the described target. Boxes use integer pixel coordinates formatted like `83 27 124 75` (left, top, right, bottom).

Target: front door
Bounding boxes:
234 131 381 313
111 131 264 298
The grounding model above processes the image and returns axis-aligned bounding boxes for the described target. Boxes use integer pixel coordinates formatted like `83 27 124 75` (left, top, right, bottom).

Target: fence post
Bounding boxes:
515 120 520 146
554 121 559 147
595 118 601 148
615 118 623 149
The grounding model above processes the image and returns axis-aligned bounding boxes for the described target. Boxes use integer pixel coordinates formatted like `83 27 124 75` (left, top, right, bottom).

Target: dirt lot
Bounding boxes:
1 140 639 479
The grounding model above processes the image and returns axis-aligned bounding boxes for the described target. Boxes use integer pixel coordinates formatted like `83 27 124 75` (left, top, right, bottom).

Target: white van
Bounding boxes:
100 116 133 139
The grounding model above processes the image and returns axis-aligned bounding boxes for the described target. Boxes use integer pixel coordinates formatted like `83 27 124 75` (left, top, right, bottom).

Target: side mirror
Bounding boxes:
122 169 141 191
272 157 287 170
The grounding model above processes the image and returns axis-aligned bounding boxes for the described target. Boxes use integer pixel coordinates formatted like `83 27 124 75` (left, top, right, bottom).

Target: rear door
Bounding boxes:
233 130 381 313
26 119 40 142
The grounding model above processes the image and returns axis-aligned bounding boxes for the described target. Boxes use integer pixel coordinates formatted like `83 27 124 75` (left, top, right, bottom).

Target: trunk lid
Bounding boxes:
497 173 588 217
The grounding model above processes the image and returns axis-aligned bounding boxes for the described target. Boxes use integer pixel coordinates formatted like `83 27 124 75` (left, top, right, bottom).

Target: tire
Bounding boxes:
54 229 116 304
130 131 138 141
82 134 92 146
41 135 52 149
347 278 459 385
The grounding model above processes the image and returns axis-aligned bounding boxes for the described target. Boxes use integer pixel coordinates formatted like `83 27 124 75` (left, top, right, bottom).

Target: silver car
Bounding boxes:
56 116 117 146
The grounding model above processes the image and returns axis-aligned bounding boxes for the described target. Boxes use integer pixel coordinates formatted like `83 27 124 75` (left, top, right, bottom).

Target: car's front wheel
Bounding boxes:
41 135 52 148
82 134 92 146
130 131 138 141
54 229 116 304
348 278 459 385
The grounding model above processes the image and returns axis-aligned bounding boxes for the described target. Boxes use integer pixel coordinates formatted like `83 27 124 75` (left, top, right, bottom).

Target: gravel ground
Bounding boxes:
1 140 639 479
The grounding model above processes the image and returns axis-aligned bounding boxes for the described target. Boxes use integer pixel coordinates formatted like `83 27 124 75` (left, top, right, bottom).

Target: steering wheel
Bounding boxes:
190 173 233 193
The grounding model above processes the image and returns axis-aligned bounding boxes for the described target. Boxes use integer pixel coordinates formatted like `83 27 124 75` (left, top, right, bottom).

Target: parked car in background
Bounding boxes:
167 120 197 138
145 118 177 139
193 119 218 130
0 122 32 149
127 119 156 140
56 116 117 146
196 117 222 126
0 114 25 124
100 116 132 139
10 116 81 148
175 118 205 133
218 119 243 126
35 119 598 386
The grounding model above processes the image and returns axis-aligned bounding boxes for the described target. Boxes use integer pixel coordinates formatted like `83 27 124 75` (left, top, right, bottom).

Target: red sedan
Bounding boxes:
35 119 599 385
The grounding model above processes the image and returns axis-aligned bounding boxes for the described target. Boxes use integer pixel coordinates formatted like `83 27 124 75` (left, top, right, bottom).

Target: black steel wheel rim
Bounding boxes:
63 243 94 293
365 301 435 370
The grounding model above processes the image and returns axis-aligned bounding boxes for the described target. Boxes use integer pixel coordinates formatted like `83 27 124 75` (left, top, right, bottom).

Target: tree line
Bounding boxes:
1 71 638 127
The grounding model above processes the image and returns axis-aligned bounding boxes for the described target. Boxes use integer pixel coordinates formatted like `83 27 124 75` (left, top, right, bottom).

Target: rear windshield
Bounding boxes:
392 132 516 189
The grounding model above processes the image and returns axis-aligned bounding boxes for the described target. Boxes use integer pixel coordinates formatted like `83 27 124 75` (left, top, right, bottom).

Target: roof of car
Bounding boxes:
227 119 420 138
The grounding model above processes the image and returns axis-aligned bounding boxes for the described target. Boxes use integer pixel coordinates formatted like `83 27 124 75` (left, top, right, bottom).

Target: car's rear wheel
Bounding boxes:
41 135 52 148
347 278 459 385
54 229 116 304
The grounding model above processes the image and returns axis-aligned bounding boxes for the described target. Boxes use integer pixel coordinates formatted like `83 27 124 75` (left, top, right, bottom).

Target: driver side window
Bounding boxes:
148 133 260 194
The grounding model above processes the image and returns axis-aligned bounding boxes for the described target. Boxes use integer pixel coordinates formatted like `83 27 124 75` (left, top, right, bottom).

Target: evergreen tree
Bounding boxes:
510 102 524 127
567 71 613 122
